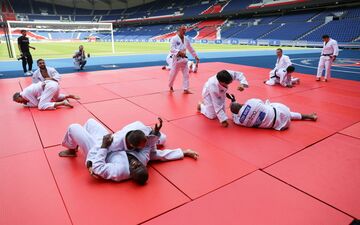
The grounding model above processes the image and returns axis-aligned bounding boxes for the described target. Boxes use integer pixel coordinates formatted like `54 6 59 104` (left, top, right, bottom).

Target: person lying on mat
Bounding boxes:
264 66 299 88
226 93 317 131
198 70 249 128
59 118 199 185
13 81 79 110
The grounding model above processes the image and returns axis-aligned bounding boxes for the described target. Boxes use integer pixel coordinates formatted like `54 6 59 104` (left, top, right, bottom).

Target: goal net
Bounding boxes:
6 20 115 59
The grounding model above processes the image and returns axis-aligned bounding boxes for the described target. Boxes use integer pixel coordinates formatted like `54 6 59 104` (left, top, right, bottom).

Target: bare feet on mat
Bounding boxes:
169 87 174 92
183 90 193 94
310 113 318 121
63 99 74 108
67 95 80 100
316 77 321 81
183 149 199 160
59 149 77 157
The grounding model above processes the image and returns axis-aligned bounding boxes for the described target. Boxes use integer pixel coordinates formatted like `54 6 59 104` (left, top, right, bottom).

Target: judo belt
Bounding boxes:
322 54 332 56
271 107 277 128
170 55 188 59
271 70 280 79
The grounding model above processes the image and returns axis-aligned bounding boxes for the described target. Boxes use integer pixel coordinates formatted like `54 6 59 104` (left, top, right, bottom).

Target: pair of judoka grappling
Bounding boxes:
12 61 317 186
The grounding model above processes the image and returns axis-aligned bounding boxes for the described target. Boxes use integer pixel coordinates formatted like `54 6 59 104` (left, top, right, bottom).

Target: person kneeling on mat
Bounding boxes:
264 66 300 88
198 70 249 128
59 118 199 185
226 93 317 131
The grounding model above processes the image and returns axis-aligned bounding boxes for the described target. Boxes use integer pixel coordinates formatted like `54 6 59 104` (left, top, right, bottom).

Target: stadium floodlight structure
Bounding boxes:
6 20 115 58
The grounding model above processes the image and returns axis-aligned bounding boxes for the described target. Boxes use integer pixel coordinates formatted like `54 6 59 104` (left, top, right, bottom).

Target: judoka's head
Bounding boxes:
128 155 148 185
37 59 46 70
230 102 242 114
178 25 187 36
216 70 233 88
286 66 295 74
21 30 26 37
79 45 84 51
322 34 330 42
276 48 283 57
127 130 147 150
13 92 27 104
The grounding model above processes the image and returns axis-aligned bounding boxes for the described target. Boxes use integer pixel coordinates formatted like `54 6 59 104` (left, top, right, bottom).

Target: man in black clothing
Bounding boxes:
17 30 36 76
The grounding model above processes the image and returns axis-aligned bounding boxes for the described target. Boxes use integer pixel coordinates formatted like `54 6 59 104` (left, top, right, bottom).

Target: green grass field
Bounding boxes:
0 41 302 61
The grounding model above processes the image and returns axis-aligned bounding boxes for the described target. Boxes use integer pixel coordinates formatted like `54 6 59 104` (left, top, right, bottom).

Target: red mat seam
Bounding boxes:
262 131 338 170
336 132 360 141
0 148 41 160
139 169 259 225
78 101 121 133
41 149 75 225
261 170 357 219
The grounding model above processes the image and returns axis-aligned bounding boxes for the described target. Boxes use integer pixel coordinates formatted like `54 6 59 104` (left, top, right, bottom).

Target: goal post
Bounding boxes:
6 20 115 58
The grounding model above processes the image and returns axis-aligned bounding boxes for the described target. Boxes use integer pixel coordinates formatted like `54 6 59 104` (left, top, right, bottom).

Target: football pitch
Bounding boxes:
0 41 302 60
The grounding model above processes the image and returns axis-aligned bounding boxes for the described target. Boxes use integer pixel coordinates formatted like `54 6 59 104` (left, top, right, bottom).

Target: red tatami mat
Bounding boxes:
151 122 257 199
171 115 299 168
266 134 360 218
30 102 94 147
0 62 359 224
83 98 158 131
340 122 360 139
143 171 352 225
45 146 190 225
0 151 71 225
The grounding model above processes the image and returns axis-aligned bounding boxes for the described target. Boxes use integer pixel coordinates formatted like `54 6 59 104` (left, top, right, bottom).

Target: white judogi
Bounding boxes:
20 80 66 110
62 119 184 182
165 53 197 73
265 68 299 87
168 35 197 90
274 54 292 71
200 70 248 123
317 38 339 79
232 98 302 131
32 66 61 84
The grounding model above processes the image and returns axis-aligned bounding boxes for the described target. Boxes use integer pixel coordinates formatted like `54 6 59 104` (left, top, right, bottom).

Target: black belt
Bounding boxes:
170 55 188 59
271 107 277 128
271 70 280 79
322 54 332 56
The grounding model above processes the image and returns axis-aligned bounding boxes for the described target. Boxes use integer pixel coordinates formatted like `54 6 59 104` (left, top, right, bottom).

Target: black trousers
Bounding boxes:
21 52 33 73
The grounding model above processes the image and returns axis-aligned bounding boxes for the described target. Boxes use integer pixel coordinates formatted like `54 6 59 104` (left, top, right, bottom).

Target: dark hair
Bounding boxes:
216 70 233 84
127 130 147 148
230 102 242 114
276 48 283 52
131 165 148 185
37 58 44 64
13 92 21 101
286 66 295 73
127 155 149 185
21 30 26 33
322 34 330 39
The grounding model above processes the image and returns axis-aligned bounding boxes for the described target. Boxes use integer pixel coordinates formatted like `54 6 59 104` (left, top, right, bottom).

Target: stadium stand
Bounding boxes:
4 0 360 44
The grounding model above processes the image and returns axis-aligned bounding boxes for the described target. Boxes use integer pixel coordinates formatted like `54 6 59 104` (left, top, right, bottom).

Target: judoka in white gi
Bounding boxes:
272 48 292 71
59 118 199 185
198 70 249 127
316 35 339 82
73 45 89 70
226 93 317 131
32 59 62 84
12 81 79 110
168 25 200 94
264 66 299 88
13 80 80 110
162 53 198 73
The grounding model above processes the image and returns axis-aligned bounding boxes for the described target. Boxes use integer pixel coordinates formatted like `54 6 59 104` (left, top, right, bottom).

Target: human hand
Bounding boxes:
101 134 113 148
221 120 229 127
183 149 199 160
